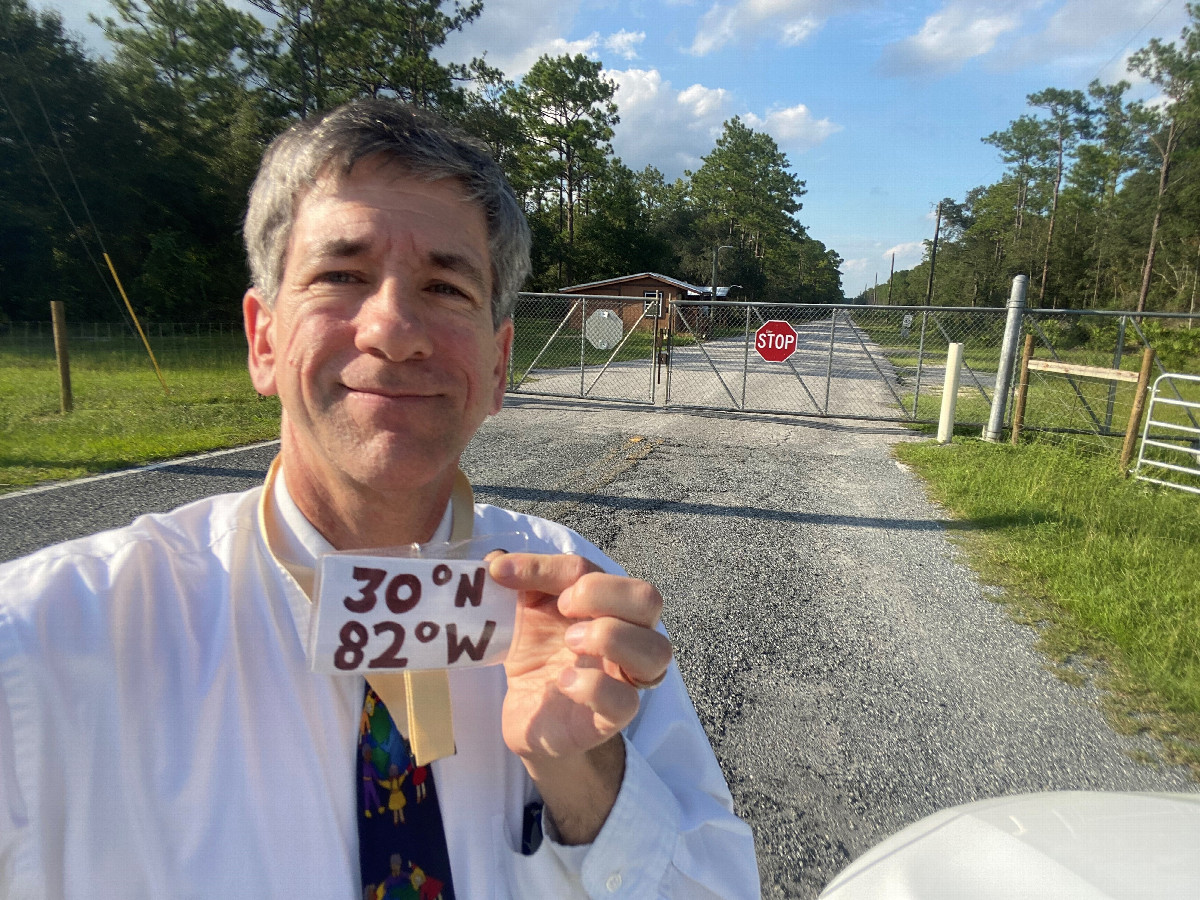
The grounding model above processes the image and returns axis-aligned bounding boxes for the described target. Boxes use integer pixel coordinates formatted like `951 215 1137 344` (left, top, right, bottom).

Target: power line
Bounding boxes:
1092 0 1177 83
0 41 134 328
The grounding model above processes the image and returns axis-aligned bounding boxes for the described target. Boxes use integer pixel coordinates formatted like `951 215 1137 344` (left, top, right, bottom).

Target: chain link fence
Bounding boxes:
6 290 1198 467
1017 310 1200 458
0 320 248 371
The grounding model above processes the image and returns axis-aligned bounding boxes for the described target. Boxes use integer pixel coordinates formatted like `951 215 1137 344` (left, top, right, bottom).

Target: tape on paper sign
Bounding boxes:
309 556 519 674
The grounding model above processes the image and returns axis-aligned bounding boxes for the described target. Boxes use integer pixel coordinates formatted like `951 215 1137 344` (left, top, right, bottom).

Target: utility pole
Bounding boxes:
924 203 942 306
889 252 895 305
712 244 733 307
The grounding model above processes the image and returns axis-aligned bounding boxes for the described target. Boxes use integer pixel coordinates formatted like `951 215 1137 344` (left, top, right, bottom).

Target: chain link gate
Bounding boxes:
663 300 1004 423
508 293 661 404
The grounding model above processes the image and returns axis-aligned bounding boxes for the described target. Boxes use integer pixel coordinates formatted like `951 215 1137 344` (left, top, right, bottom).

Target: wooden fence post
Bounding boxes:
1010 334 1035 446
1120 347 1156 473
51 300 73 414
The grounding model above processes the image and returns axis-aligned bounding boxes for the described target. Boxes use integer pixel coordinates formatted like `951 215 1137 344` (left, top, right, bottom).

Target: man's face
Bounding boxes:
244 157 512 510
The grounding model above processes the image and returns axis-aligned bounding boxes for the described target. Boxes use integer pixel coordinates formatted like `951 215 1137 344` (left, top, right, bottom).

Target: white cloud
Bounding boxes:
879 0 1191 80
841 257 873 288
687 0 865 56
879 1 1024 76
438 0 587 80
689 6 741 56
743 103 842 149
886 241 927 269
502 34 604 75
609 69 840 178
836 236 927 282
1011 0 1192 77
1039 0 1182 53
608 69 734 176
604 29 646 60
677 83 733 119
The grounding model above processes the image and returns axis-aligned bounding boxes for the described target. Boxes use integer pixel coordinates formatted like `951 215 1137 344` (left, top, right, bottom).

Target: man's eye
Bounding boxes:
430 282 470 299
319 271 359 284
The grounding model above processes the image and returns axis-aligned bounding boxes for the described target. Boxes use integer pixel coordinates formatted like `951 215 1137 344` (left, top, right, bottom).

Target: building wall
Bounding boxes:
561 278 686 332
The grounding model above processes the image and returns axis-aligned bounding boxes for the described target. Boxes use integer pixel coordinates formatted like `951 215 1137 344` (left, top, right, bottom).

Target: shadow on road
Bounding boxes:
472 483 1012 532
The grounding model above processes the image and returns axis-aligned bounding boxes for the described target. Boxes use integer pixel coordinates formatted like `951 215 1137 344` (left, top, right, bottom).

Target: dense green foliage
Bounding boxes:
866 4 1200 314
0 0 842 327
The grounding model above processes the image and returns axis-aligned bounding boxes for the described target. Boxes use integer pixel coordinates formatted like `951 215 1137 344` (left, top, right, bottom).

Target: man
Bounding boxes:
0 100 759 898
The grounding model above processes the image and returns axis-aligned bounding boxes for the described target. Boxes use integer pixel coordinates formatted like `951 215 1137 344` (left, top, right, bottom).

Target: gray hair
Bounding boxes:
243 99 530 326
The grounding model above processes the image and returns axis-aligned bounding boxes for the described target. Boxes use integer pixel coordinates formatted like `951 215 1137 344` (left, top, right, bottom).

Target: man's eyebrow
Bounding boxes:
430 250 489 293
308 237 372 260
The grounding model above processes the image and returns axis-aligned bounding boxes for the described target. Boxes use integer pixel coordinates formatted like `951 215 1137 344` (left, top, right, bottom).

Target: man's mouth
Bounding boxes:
341 382 440 400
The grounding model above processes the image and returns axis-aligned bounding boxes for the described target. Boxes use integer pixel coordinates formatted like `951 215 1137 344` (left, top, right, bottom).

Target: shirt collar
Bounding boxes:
269 467 453 570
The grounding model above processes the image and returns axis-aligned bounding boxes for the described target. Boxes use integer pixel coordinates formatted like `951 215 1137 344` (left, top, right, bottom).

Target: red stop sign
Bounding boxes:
755 320 798 362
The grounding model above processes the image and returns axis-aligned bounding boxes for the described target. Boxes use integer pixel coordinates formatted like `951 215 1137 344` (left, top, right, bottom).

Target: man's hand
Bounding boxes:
487 553 672 844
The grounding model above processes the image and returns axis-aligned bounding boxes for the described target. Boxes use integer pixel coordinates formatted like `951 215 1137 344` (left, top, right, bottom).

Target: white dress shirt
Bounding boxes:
0 479 759 899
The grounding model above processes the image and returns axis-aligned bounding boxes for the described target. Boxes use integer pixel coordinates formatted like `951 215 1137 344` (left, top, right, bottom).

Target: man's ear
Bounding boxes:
244 288 279 397
490 318 514 415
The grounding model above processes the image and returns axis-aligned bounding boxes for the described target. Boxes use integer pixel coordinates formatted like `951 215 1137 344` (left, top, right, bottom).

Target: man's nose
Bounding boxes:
353 278 434 361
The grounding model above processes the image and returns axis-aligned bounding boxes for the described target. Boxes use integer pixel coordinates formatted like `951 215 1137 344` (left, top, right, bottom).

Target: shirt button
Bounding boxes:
605 872 622 892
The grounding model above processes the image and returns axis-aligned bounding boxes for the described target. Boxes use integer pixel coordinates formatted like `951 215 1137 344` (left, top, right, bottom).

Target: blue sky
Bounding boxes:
43 0 1193 295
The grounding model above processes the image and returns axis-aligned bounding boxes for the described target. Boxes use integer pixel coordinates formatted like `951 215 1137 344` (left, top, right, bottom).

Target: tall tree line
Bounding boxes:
0 0 842 325
869 4 1200 315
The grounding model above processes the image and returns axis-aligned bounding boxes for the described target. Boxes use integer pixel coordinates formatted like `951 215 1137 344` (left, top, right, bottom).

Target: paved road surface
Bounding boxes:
2 399 1195 897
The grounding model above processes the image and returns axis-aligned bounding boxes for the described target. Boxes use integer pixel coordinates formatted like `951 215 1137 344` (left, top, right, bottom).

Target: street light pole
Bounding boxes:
712 244 733 305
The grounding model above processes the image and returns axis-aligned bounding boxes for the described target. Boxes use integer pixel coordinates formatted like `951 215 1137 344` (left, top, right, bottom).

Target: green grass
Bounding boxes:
895 436 1200 777
0 342 280 492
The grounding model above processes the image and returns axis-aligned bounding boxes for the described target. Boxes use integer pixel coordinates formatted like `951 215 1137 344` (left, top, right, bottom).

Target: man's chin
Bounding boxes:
345 435 464 493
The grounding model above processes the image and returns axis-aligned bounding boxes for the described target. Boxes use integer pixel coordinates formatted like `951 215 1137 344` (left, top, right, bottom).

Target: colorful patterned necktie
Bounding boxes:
357 686 456 900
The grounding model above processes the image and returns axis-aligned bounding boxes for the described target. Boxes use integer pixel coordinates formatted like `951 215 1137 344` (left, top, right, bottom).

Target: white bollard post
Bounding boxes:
937 342 964 444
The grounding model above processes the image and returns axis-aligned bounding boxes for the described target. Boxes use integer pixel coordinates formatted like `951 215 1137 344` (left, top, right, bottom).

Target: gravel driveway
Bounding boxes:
1 398 1195 897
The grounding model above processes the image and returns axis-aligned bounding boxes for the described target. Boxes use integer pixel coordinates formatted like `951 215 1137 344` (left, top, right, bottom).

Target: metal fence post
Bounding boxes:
912 310 928 418
664 305 676 404
740 306 752 409
824 308 836 414
1103 315 1126 435
983 275 1028 442
579 297 587 398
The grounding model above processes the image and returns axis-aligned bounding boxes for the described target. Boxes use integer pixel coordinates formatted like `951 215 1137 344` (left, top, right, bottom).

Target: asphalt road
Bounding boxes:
2 398 1195 897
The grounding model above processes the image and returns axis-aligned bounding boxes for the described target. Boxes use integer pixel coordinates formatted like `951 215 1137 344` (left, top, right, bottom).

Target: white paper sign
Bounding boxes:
309 556 518 674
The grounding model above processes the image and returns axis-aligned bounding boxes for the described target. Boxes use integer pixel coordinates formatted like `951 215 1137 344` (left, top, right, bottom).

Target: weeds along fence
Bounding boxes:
0 321 248 371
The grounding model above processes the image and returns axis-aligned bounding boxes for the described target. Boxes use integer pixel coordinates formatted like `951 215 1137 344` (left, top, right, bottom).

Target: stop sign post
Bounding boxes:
755 320 798 362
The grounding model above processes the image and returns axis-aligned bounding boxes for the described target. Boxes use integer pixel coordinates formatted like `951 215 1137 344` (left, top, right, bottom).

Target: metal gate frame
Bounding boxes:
508 293 660 405
1134 373 1200 495
662 300 998 423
